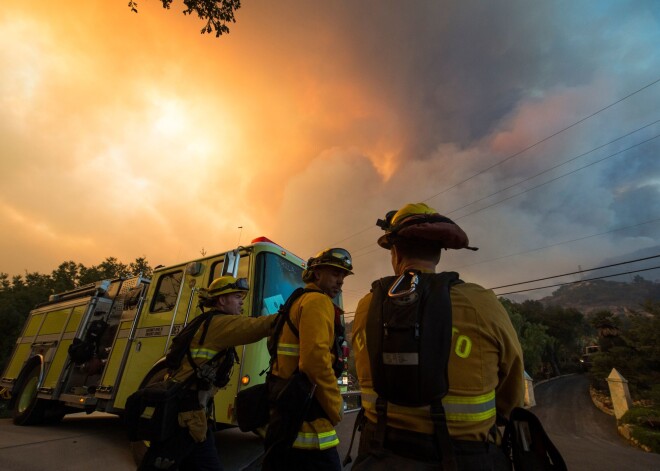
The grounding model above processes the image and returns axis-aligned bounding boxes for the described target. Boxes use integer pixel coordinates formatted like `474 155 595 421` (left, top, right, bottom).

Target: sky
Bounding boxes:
2 1 660 316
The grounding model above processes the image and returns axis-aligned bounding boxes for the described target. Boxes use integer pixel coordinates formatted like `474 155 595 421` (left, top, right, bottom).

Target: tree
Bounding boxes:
129 0 242 37
51 261 80 292
588 304 660 399
79 257 129 284
129 256 153 278
516 300 590 375
500 298 552 378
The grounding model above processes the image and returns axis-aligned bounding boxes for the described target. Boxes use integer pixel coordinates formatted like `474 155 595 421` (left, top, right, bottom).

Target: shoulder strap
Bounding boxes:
185 310 221 372
266 287 323 371
365 271 461 469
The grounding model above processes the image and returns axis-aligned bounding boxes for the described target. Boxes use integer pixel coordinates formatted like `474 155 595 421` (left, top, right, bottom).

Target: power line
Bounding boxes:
452 216 660 270
330 76 660 249
453 133 660 221
350 126 660 258
494 265 660 296
489 254 660 290
422 76 660 205
447 121 660 217
332 226 378 246
353 246 382 259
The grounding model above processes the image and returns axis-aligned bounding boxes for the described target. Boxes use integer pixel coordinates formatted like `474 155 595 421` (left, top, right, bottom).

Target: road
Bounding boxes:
1 376 659 470
0 410 357 470
533 374 660 470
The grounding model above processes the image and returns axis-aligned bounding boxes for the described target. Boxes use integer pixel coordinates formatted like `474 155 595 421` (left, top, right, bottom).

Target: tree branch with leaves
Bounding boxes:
128 0 242 37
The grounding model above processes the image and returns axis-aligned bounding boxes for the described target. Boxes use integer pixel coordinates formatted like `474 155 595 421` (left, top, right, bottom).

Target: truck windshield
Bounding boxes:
254 252 304 317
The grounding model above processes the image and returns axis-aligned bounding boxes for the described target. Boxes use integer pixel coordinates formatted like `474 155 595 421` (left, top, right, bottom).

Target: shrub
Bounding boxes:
621 406 660 453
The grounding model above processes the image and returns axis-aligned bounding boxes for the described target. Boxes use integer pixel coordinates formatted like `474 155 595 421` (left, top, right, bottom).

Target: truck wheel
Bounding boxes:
12 360 47 426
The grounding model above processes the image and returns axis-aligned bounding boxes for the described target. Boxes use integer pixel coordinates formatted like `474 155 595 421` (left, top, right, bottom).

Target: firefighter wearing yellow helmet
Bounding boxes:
264 248 353 471
350 203 524 469
140 275 276 471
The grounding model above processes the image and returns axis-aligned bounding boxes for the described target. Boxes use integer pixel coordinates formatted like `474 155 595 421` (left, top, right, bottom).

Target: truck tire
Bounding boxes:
12 359 47 426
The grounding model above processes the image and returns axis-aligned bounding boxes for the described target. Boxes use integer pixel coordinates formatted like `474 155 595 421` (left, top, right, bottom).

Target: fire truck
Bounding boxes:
0 237 342 428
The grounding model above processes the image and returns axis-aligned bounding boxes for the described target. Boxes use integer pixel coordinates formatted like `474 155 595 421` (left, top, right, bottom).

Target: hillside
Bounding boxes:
539 277 660 316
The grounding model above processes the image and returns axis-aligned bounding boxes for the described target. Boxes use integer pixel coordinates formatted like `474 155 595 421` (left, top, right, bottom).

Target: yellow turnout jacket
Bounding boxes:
352 277 524 442
271 283 342 450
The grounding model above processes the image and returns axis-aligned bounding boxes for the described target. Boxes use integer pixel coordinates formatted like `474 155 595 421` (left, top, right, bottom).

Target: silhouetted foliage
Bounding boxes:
502 298 591 378
129 0 242 37
589 303 660 399
500 299 552 378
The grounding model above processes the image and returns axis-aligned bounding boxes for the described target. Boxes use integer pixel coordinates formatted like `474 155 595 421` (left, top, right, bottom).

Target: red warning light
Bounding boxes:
251 236 275 244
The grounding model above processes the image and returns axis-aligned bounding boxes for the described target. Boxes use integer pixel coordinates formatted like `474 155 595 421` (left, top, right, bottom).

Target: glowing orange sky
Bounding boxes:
2 2 659 313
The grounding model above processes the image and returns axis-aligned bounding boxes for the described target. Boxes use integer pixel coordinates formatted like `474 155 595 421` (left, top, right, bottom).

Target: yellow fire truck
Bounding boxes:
1 237 334 428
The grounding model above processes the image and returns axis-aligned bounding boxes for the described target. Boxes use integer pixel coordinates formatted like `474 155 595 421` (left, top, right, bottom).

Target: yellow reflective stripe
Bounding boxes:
293 430 339 450
361 388 496 422
189 347 218 360
443 390 496 421
277 343 300 356
444 390 496 405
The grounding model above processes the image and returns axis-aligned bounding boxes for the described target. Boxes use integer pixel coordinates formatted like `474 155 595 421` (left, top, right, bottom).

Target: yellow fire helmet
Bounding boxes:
199 276 249 302
302 248 354 281
376 202 477 251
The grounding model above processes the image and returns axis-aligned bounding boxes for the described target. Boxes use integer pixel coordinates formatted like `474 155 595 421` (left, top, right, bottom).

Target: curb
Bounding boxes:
589 386 614 416
589 385 654 453
617 423 652 453
533 373 574 389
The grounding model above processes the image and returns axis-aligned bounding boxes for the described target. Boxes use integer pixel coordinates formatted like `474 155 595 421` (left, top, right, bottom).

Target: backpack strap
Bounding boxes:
365 271 461 469
431 399 458 471
184 309 221 373
266 287 323 372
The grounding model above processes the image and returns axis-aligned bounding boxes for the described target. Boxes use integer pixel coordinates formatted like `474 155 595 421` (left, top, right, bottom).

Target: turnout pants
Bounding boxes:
358 420 511 471
139 426 222 471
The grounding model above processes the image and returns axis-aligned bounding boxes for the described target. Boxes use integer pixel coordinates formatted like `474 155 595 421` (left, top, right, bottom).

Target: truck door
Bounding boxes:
113 253 239 409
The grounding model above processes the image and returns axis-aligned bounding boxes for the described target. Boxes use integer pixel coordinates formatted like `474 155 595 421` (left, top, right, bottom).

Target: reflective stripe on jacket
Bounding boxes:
173 311 275 384
271 282 342 450
360 388 497 423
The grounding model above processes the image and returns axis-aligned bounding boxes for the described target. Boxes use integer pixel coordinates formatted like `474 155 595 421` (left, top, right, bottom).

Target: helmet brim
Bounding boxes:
378 220 470 250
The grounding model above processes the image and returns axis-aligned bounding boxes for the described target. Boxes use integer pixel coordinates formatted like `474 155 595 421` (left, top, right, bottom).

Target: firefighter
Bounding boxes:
263 248 353 471
139 276 276 471
351 203 525 469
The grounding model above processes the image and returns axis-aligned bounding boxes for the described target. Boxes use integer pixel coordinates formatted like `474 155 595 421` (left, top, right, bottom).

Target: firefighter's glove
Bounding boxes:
153 457 175 469
178 409 208 443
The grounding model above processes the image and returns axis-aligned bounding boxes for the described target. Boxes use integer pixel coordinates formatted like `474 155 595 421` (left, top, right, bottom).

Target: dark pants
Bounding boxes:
139 427 223 471
357 420 511 471
262 446 341 471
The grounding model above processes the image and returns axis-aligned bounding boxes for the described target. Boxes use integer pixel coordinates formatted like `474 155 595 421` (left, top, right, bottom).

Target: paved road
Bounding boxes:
533 374 660 470
0 410 359 471
0 412 135 471
2 377 658 470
